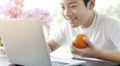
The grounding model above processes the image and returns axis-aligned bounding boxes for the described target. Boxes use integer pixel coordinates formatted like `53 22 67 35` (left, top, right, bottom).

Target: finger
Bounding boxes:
72 49 81 56
73 46 83 53
83 37 94 48
71 46 80 53
72 49 85 57
71 45 76 52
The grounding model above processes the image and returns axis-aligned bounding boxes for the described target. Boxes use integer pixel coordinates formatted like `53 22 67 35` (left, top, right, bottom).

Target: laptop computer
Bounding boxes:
0 18 86 66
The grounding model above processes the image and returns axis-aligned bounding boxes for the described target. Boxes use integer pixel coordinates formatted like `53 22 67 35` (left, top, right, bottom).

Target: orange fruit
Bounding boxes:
72 34 88 49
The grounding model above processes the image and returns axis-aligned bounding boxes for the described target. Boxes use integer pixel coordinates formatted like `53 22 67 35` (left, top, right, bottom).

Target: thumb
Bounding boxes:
83 37 94 48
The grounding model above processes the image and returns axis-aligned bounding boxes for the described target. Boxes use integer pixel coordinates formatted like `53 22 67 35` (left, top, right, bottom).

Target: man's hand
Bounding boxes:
71 37 98 58
47 39 60 53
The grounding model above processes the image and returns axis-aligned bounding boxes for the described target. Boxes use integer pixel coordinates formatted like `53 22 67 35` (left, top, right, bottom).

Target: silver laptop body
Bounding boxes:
0 18 86 66
0 18 52 66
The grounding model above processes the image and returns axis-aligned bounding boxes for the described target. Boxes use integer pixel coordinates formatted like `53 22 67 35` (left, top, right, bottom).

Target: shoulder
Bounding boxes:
95 12 120 27
93 12 120 37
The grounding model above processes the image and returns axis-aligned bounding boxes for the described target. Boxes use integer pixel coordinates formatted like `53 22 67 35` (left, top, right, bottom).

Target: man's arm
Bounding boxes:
93 48 120 63
47 39 60 53
72 38 120 63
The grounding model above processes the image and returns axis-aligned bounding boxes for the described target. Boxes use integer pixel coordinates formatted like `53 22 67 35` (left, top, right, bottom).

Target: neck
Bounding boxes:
81 11 95 29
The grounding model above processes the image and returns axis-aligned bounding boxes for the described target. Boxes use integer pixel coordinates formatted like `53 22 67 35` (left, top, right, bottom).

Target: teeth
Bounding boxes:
69 17 76 21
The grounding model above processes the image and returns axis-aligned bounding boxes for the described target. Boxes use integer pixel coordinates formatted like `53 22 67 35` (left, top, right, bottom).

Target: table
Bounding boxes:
0 57 118 66
0 57 85 66
0 57 10 66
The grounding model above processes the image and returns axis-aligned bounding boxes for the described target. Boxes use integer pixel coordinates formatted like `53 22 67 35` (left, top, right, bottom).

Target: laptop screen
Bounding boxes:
0 18 52 66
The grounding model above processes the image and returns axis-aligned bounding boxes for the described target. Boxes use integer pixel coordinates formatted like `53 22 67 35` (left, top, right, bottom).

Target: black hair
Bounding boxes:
83 0 90 7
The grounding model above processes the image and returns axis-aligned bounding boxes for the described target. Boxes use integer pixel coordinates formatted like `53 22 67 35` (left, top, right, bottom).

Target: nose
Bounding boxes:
64 9 72 17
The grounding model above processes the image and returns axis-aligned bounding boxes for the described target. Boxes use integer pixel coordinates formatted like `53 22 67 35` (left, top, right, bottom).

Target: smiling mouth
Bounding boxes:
68 17 77 24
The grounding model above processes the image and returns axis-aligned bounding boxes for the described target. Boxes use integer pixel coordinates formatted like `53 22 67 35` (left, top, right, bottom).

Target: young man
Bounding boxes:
47 0 120 65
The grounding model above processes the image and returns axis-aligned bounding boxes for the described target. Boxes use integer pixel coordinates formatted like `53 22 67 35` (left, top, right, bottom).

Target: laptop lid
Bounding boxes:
0 18 52 66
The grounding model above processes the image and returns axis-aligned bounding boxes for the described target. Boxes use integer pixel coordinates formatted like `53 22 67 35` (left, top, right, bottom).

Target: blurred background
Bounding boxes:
0 0 120 58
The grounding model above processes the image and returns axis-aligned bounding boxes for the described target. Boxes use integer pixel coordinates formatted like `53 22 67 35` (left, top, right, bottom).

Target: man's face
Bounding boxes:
60 0 94 28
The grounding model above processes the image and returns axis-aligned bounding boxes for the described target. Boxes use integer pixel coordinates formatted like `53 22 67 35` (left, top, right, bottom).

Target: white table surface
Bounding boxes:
0 56 118 66
0 57 11 66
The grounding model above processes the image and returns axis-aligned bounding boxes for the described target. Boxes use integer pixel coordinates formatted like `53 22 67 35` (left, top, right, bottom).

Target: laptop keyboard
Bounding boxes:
52 61 69 66
50 56 86 66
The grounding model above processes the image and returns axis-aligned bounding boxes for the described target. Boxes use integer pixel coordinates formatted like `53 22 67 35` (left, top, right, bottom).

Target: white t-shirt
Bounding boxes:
51 11 120 51
51 11 120 65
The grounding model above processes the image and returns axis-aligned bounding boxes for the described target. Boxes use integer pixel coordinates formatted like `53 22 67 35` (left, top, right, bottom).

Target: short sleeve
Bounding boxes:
50 23 67 45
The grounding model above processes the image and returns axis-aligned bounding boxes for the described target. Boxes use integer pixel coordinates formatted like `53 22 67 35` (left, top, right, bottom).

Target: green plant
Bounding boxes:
0 42 3 46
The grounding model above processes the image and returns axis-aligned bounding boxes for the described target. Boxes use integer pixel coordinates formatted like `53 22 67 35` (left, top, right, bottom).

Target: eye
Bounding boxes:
61 6 65 10
70 5 76 9
70 5 77 8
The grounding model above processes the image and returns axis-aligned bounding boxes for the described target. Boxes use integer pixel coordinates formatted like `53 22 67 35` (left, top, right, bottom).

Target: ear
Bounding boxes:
87 0 95 10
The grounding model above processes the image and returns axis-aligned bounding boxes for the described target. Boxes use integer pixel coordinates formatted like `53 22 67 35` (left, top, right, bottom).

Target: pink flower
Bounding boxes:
20 8 52 26
0 0 52 26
